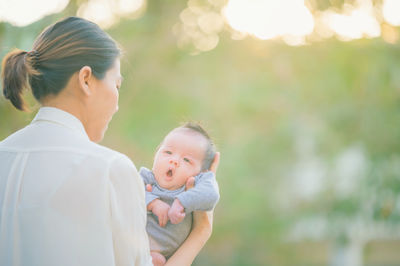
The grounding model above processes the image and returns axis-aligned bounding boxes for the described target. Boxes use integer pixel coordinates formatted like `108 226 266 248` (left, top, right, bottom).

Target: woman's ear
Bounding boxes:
78 66 93 96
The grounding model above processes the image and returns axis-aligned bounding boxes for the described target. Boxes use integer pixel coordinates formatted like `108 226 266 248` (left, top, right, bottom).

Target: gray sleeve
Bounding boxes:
176 171 220 213
145 192 159 206
139 167 160 206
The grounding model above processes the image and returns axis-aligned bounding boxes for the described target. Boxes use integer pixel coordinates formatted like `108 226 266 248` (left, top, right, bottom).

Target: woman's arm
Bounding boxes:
165 211 213 266
165 152 220 266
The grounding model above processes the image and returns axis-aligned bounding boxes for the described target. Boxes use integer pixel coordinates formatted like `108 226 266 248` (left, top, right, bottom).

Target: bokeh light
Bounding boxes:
0 0 69 27
0 0 145 29
174 1 226 52
223 0 314 43
320 1 380 41
383 0 400 26
77 0 145 28
1 0 399 49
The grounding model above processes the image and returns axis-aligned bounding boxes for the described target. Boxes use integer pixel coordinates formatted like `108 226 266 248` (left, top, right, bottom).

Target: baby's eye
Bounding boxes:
164 150 172 155
183 158 191 163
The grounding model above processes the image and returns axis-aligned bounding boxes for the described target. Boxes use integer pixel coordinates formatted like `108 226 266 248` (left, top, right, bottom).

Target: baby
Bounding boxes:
139 122 220 266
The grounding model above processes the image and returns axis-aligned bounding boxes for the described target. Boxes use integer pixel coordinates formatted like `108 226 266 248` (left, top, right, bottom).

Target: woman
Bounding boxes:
0 17 216 266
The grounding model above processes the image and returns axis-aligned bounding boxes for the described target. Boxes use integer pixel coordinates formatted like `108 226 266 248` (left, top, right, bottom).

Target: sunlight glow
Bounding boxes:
320 1 380 41
0 0 69 27
115 0 144 16
222 0 314 42
383 0 400 26
77 0 145 29
198 12 224 34
174 2 225 52
381 24 399 44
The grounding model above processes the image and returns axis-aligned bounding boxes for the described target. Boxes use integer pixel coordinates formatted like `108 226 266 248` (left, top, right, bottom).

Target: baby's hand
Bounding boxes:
168 199 186 224
148 199 170 227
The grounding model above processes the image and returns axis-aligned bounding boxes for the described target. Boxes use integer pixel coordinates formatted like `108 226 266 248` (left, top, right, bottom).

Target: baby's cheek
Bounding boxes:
178 176 188 187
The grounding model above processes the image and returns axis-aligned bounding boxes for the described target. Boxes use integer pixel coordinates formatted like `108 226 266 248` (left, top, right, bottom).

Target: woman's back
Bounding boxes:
0 107 151 266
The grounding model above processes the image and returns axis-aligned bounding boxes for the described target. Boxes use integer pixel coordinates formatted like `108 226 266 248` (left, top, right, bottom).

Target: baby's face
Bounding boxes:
152 128 207 190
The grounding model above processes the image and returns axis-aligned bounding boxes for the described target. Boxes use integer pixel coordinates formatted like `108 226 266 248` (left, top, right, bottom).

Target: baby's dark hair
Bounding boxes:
179 121 216 171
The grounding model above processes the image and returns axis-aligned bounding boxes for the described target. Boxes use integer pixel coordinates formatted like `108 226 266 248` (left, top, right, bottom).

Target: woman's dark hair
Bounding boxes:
1 16 121 111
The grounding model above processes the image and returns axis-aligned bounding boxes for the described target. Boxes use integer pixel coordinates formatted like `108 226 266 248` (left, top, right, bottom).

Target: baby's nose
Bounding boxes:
169 158 179 167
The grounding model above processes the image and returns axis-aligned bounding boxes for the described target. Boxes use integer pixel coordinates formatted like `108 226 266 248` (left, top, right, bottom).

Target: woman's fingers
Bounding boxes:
210 152 220 175
146 184 153 192
185 176 195 191
184 152 220 193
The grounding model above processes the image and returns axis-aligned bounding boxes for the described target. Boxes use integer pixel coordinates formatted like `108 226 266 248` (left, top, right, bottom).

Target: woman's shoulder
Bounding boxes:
0 124 134 167
71 141 139 178
86 141 133 165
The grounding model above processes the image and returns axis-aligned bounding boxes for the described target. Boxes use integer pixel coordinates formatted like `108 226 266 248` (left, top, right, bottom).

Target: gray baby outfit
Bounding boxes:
139 167 220 258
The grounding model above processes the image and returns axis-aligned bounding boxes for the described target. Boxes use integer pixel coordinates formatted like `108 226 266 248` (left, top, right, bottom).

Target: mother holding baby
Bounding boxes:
0 17 219 266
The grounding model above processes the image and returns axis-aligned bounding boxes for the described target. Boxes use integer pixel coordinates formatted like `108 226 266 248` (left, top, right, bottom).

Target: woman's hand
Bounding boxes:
184 151 220 191
209 151 220 174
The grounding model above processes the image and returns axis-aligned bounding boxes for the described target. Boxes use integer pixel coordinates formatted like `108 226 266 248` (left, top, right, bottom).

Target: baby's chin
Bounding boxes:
158 179 186 190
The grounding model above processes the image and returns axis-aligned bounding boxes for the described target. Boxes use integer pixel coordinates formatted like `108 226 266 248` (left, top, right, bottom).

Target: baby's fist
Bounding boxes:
149 199 170 227
168 199 186 224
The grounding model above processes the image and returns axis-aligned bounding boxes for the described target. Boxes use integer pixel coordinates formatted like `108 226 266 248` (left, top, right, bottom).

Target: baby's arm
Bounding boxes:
148 199 170 227
139 167 161 206
139 167 170 227
168 199 186 224
176 172 220 214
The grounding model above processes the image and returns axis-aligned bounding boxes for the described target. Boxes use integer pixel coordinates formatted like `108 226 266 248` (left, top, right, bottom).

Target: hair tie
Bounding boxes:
27 50 40 63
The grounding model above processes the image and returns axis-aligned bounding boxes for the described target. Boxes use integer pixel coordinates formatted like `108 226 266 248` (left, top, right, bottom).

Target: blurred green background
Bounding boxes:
1 0 400 265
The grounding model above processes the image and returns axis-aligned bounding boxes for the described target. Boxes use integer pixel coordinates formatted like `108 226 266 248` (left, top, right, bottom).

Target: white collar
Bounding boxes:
31 107 89 140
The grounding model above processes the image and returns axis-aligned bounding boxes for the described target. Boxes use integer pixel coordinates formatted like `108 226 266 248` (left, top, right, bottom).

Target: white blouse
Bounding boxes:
0 107 153 266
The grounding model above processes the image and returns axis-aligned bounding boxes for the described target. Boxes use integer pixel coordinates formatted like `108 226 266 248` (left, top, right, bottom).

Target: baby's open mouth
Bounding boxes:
166 169 173 177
